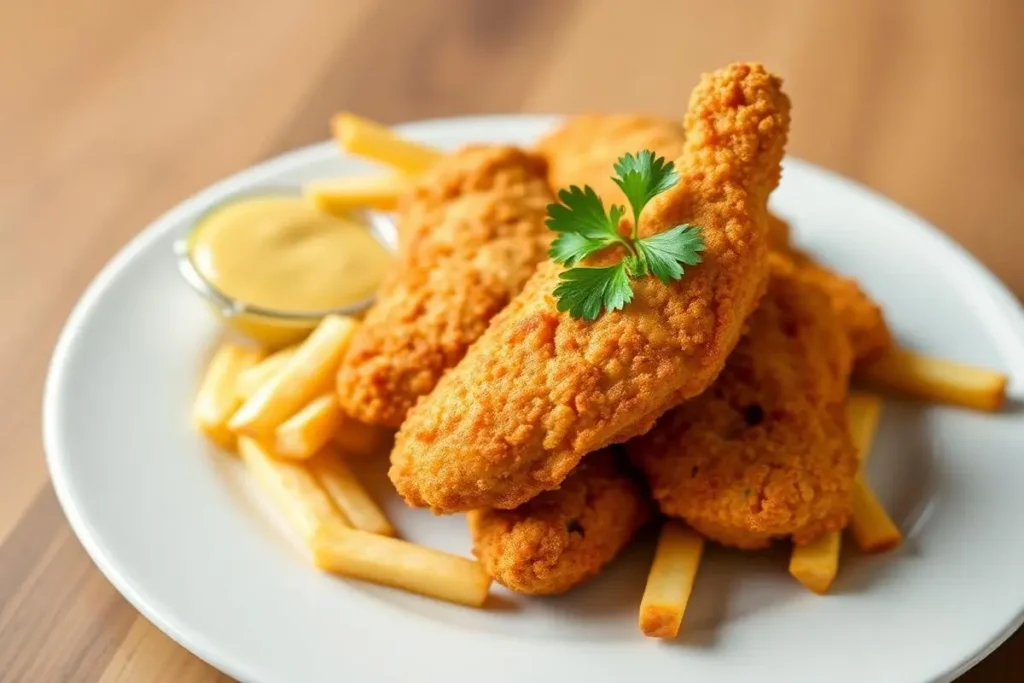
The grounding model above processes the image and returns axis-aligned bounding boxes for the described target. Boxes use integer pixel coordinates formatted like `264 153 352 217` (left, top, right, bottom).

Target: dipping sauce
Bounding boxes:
189 196 391 313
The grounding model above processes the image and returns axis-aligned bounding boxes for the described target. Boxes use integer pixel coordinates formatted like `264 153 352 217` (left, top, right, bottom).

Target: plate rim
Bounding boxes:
42 113 1024 683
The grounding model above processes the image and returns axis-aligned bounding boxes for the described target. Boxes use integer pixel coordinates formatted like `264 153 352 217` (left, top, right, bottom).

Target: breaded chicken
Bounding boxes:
629 254 857 549
760 209 889 358
537 113 793 251
390 64 791 512
789 252 892 361
468 448 652 595
767 213 792 251
336 146 554 427
535 114 685 203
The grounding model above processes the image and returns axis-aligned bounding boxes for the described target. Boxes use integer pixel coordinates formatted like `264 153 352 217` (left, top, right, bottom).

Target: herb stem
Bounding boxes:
617 235 639 261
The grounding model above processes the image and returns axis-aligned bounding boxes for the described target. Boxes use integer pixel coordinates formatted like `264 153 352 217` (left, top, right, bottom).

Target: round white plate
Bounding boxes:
44 115 1024 683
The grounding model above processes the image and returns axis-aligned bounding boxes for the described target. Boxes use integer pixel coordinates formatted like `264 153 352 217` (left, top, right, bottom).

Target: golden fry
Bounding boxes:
639 522 704 638
274 395 343 460
235 346 298 401
331 113 440 174
238 437 349 543
304 173 407 213
308 450 395 537
193 344 264 449
847 392 883 452
847 392 902 552
311 527 491 607
850 480 902 553
856 347 1007 412
788 392 892 593
229 315 358 437
789 531 841 595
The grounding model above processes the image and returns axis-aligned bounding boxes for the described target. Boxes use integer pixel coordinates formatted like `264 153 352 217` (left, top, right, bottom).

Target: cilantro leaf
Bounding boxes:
612 150 679 232
546 186 618 239
549 232 608 266
546 187 627 266
553 263 634 322
635 224 705 284
543 150 703 322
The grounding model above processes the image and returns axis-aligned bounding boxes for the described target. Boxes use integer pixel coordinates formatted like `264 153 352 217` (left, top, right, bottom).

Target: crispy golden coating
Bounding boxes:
760 209 889 358
535 115 686 202
789 252 892 362
767 214 791 251
390 64 791 512
468 448 652 595
336 146 553 427
629 254 857 549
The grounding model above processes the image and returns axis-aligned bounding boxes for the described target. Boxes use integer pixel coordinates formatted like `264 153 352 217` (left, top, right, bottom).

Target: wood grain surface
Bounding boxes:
2 0 1022 680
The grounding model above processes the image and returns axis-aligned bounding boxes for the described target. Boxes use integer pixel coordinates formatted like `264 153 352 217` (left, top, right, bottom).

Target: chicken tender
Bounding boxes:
468 448 652 595
336 146 554 427
536 114 686 203
629 254 857 549
390 64 792 512
789 252 892 362
767 214 792 251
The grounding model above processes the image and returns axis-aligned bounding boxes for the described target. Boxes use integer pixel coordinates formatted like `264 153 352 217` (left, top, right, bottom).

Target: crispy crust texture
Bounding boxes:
336 146 553 427
390 64 792 512
629 254 857 548
788 252 892 362
468 448 652 595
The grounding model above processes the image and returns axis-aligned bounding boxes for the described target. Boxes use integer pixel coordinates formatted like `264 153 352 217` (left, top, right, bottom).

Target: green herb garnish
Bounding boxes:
546 150 704 321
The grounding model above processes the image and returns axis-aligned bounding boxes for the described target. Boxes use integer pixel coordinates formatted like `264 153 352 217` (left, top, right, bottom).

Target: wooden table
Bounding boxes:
2 0 1021 680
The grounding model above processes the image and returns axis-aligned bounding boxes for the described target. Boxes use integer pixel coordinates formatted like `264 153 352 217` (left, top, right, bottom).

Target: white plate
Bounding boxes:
44 115 1024 683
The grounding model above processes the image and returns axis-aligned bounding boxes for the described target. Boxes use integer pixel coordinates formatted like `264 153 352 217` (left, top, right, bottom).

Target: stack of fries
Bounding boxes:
193 113 1011 635
194 315 490 608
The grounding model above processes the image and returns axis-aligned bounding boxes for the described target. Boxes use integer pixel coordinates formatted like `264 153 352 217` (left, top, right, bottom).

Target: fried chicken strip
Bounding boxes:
766 214 792 251
336 146 554 427
629 254 858 548
468 448 652 595
390 63 792 512
788 252 892 362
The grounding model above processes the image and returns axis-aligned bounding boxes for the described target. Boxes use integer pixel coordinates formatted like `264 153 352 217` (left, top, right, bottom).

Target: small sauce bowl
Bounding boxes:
174 187 397 348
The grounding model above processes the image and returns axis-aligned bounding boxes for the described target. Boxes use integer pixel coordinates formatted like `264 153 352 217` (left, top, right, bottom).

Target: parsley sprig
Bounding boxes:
546 150 704 321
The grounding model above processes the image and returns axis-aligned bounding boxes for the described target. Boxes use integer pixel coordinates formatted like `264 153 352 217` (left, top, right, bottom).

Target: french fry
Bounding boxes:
847 392 882 451
850 481 901 553
790 393 899 592
308 450 395 536
847 392 902 553
274 395 343 460
304 173 407 213
789 531 841 595
331 113 441 174
789 393 891 593
235 346 298 401
856 347 1007 412
228 315 358 437
193 344 264 449
238 437 349 543
311 527 491 607
639 522 704 638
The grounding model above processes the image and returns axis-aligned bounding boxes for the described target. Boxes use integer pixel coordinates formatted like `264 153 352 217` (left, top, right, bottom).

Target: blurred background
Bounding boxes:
1 0 1022 680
